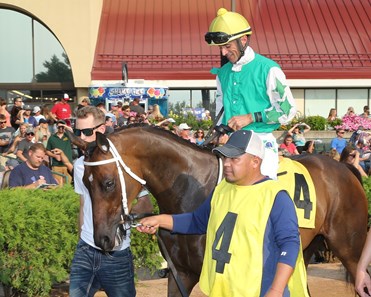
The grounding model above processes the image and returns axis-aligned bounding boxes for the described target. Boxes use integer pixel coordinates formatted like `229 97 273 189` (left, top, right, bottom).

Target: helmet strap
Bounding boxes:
236 36 250 63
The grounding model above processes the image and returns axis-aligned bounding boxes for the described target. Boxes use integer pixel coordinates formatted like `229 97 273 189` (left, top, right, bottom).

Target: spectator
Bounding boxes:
75 96 90 114
104 115 114 135
279 135 299 155
327 108 338 122
34 118 51 147
360 105 370 118
10 97 23 130
344 106 355 117
301 140 316 154
355 229 371 297
109 102 120 125
116 101 123 117
46 120 73 184
330 129 347 154
16 127 35 162
0 114 15 154
147 104 164 122
51 148 73 174
0 97 11 127
204 110 212 121
288 122 311 153
51 93 72 126
129 98 145 115
339 146 368 177
40 105 55 133
2 123 28 157
32 106 46 124
17 105 38 128
9 143 57 188
117 104 131 127
194 129 206 145
0 158 19 189
177 123 196 143
69 105 136 296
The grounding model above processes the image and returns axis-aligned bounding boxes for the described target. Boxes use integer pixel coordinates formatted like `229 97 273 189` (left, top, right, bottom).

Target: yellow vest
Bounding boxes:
199 179 309 297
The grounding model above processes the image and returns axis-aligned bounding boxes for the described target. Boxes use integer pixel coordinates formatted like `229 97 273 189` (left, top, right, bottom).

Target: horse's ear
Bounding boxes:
65 129 89 151
96 132 110 153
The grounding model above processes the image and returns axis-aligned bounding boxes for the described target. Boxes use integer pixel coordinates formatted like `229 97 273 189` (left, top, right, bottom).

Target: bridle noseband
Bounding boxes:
83 138 146 216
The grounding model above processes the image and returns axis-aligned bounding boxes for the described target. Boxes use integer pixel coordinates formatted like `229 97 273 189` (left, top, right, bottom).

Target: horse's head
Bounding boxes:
70 130 143 251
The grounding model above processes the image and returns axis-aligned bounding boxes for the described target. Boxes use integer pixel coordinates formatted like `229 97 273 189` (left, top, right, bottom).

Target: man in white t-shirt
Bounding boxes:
69 106 136 297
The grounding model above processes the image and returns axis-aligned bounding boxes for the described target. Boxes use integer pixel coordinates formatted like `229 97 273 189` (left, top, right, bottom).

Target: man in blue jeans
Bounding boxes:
69 106 135 297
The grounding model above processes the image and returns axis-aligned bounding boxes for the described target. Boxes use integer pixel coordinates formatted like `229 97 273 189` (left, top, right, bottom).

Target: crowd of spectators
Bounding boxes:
2 96 371 189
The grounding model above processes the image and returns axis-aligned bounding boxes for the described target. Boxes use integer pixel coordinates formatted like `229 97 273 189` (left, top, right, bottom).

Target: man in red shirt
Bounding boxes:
51 93 72 126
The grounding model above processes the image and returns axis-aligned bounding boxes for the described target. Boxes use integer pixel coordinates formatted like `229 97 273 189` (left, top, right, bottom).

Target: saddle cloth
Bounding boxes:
277 157 317 229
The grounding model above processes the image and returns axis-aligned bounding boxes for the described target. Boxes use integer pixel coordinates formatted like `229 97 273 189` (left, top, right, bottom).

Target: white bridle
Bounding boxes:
83 138 146 216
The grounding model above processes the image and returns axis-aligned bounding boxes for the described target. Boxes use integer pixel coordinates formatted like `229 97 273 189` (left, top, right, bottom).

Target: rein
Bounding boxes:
83 138 146 216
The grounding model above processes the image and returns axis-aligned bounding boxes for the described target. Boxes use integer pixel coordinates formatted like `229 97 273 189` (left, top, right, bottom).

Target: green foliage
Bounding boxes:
0 186 79 296
131 195 163 275
327 117 342 129
362 176 371 227
0 187 165 295
302 116 327 131
168 110 213 131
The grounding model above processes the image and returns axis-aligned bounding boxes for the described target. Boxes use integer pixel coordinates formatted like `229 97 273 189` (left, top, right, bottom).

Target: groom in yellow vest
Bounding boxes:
137 130 308 297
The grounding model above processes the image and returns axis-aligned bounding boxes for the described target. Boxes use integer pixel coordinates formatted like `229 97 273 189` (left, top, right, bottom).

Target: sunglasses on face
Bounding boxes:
26 132 35 136
74 123 103 137
0 121 6 124
204 28 251 45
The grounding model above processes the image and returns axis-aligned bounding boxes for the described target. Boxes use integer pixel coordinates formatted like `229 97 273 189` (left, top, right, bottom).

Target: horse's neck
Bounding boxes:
143 140 218 214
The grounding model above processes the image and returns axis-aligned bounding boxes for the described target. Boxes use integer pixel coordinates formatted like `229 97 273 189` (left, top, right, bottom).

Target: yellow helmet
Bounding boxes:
205 8 252 45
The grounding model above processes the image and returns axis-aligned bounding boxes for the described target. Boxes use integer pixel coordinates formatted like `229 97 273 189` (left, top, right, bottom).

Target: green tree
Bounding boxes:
35 53 73 82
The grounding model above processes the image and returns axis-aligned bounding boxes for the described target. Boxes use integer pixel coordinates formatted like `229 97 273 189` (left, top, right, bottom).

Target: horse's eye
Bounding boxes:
104 179 115 192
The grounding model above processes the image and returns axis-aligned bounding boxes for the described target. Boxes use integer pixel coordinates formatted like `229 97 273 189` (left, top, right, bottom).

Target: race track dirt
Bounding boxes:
90 263 358 297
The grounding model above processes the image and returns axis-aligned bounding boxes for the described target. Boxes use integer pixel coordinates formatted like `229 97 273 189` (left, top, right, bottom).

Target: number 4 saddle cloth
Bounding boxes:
277 157 317 229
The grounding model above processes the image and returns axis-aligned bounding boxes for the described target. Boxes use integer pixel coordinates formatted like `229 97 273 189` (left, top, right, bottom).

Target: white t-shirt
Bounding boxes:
74 156 130 250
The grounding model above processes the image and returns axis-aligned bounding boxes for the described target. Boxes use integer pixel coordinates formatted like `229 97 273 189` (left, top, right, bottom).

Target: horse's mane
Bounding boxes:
113 123 213 153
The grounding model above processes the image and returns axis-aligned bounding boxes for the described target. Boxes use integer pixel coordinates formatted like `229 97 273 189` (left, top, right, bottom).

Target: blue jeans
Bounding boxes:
69 239 136 297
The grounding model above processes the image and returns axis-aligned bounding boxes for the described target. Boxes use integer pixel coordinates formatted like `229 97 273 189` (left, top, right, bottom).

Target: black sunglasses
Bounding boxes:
74 123 103 137
26 132 35 136
204 28 251 45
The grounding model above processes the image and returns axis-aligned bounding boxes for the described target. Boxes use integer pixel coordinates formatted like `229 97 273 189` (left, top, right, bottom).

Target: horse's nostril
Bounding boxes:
100 236 113 251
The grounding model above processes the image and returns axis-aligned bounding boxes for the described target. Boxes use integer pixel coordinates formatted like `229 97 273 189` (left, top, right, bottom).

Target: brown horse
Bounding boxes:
69 124 368 296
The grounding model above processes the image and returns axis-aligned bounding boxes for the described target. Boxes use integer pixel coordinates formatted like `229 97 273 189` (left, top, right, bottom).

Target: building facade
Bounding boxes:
0 0 370 117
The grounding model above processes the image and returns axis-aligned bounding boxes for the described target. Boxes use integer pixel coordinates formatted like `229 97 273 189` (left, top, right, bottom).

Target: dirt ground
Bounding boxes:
82 263 356 297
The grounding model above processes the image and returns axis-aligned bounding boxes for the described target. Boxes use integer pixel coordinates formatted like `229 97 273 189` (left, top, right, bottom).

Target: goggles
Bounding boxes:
74 123 103 137
205 28 251 45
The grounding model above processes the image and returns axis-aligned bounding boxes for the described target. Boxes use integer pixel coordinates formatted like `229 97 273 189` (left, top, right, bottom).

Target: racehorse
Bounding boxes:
69 124 368 296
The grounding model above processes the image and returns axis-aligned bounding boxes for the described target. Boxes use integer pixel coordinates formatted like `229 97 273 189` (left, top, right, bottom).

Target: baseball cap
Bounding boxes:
178 123 191 130
24 105 32 110
33 106 41 114
25 127 34 134
212 130 265 159
57 120 66 126
38 118 48 124
167 118 176 123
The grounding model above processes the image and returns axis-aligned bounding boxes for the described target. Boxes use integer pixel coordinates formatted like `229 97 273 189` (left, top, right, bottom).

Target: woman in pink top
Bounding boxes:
279 134 299 155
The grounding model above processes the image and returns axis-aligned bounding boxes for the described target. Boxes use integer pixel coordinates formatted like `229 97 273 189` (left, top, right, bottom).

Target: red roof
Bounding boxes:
91 0 371 81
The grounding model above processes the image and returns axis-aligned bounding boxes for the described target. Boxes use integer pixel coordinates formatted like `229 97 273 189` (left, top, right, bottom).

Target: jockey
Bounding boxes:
205 8 297 179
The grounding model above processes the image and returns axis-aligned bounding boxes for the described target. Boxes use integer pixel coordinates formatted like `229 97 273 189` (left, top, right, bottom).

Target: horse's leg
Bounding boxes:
322 200 368 283
167 271 200 297
303 235 326 267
